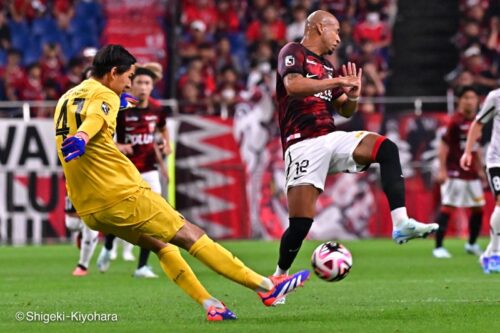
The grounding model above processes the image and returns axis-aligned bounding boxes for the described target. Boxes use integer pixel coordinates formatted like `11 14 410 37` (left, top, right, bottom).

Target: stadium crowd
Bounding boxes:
177 0 395 116
448 0 500 96
0 0 103 116
7 1 500 117
0 0 395 118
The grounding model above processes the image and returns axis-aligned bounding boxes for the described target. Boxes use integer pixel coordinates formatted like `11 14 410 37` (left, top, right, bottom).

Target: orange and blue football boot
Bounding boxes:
206 304 237 321
258 270 310 306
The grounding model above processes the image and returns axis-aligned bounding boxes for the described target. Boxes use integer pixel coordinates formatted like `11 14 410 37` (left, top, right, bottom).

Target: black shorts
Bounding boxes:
487 167 500 197
65 195 77 214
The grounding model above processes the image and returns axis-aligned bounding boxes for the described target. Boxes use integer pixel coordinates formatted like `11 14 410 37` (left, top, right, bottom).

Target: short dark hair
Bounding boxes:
133 67 157 81
455 85 479 98
91 44 136 78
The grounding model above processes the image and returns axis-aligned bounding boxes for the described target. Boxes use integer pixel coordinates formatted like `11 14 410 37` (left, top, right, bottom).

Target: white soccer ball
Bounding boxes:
311 241 353 282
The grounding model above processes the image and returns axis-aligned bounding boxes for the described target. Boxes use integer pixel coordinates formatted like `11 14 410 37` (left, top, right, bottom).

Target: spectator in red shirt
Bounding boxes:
18 62 44 101
353 11 391 50
40 43 65 84
2 49 25 101
179 81 211 115
178 59 214 109
18 62 46 116
213 65 243 117
181 0 218 34
246 5 286 45
215 0 240 34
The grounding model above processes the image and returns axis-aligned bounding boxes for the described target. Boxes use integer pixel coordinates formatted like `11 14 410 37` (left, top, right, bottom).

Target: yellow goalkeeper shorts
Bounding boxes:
81 187 185 244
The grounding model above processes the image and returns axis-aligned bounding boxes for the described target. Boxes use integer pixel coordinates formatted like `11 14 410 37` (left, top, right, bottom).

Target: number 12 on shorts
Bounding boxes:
293 160 309 179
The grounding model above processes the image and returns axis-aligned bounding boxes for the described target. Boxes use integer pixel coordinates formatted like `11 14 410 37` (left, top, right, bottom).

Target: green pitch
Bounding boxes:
1 239 499 333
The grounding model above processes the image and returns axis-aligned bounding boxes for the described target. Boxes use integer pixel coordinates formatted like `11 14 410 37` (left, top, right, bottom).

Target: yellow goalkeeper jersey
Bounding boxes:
54 78 147 216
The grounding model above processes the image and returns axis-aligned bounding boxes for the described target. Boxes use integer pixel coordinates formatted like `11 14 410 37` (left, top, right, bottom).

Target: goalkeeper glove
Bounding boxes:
120 93 139 110
61 135 86 162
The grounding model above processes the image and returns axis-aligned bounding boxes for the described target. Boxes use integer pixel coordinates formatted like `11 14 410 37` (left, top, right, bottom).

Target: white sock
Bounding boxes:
486 206 500 256
122 239 134 256
391 207 409 227
79 224 99 269
254 277 274 293
202 297 224 311
110 238 118 258
273 266 289 276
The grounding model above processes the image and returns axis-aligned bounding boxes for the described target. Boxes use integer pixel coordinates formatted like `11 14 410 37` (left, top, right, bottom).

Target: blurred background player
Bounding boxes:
65 196 99 276
462 87 500 273
97 66 171 278
433 86 485 259
108 238 136 262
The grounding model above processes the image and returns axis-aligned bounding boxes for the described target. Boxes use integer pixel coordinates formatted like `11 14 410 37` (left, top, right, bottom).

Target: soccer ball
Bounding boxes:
311 242 352 282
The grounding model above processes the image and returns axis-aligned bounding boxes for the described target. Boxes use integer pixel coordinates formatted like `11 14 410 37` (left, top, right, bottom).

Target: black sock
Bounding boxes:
468 212 483 245
77 264 87 271
375 139 405 210
435 212 451 248
277 217 313 271
105 234 116 251
137 247 151 269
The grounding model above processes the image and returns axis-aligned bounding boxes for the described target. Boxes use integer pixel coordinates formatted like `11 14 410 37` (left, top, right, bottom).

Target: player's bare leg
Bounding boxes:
353 133 439 244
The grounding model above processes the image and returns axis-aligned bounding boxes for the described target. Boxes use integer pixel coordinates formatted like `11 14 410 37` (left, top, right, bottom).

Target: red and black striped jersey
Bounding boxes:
116 106 166 173
276 42 344 154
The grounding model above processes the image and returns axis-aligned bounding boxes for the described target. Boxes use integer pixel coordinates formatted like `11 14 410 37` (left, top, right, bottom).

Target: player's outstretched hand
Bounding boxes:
341 62 362 99
460 152 472 171
119 93 139 110
61 135 86 162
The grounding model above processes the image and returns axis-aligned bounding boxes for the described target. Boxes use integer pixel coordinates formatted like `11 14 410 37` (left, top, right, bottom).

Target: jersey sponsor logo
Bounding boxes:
306 59 318 65
125 126 135 131
125 116 139 121
285 55 295 67
323 64 333 71
313 89 333 102
125 133 154 145
306 73 318 78
101 102 110 115
145 115 158 121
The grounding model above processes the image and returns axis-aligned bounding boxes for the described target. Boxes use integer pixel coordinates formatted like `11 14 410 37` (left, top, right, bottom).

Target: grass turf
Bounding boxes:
1 238 499 333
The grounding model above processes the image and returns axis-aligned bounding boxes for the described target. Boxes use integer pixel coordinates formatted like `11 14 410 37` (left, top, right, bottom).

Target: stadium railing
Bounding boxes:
0 94 455 121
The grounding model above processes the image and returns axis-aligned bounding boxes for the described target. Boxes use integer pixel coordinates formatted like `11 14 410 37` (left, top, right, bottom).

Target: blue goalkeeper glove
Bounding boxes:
61 135 86 162
119 93 139 110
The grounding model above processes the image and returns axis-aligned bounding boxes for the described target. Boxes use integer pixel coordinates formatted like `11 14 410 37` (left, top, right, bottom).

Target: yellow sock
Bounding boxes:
157 245 212 305
188 234 272 291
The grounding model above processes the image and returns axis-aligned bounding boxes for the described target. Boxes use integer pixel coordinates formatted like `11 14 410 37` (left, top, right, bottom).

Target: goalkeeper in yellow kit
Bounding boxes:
54 45 309 321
